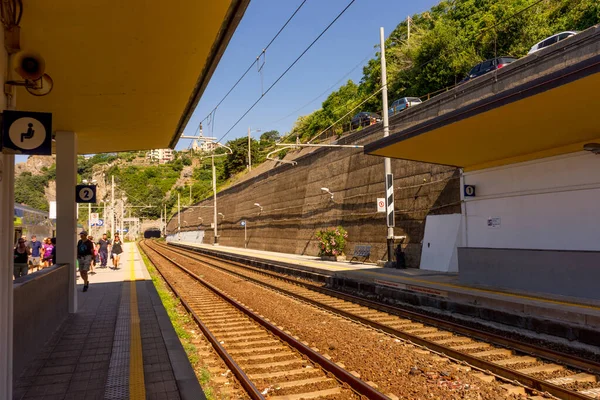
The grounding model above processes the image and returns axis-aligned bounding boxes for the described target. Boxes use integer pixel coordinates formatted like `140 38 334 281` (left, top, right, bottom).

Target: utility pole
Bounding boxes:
177 193 181 240
111 175 115 238
88 202 91 234
248 127 252 172
212 155 219 245
407 16 411 42
164 204 167 236
380 27 396 265
189 185 192 204
120 198 124 238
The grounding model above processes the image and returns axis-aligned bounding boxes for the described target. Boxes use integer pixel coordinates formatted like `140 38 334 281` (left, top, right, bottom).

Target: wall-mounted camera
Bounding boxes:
5 50 53 96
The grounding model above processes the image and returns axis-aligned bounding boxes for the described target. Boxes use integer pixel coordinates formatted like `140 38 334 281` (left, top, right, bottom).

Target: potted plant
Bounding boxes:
315 226 348 261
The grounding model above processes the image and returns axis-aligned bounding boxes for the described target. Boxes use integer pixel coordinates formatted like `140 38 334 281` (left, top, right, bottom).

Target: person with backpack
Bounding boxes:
77 231 94 292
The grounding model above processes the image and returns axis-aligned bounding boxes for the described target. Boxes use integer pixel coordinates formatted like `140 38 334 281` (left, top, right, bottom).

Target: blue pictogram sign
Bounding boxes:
2 110 52 155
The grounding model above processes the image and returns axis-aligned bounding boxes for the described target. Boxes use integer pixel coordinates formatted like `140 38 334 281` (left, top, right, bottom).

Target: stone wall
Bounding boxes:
168 128 460 268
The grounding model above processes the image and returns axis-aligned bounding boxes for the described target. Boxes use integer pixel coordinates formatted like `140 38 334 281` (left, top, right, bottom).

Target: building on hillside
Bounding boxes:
147 148 174 164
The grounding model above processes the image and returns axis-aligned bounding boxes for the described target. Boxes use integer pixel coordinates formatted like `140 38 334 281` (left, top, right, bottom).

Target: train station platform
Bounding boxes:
13 243 202 400
171 241 600 348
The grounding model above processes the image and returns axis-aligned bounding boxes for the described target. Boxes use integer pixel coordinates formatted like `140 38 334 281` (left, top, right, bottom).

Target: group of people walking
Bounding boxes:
14 232 125 293
76 231 124 292
13 235 56 279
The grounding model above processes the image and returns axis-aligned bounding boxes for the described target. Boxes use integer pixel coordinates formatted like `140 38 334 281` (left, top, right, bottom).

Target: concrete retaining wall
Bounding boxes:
458 247 600 300
168 140 460 267
13 264 70 380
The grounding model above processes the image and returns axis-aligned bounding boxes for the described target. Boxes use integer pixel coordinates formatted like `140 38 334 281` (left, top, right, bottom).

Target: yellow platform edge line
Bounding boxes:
129 244 146 399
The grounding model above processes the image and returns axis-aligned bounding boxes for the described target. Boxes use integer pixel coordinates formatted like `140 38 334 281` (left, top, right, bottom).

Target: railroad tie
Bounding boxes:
494 356 537 366
546 373 597 386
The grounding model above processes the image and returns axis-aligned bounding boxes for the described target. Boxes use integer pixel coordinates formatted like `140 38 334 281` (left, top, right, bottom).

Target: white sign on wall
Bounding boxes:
90 213 99 224
49 201 56 219
487 217 501 228
376 198 385 213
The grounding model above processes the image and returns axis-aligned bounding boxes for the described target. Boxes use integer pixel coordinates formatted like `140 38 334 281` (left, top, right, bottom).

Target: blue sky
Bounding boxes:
176 0 440 149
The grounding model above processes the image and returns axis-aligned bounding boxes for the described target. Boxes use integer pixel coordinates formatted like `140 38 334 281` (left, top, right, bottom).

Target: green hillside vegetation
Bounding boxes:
284 0 599 143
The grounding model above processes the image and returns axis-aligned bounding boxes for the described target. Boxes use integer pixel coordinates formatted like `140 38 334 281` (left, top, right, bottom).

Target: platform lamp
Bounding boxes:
218 212 225 221
320 187 334 200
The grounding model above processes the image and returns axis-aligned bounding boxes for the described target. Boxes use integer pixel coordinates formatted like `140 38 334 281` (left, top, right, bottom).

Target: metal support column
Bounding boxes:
0 153 15 400
56 131 78 312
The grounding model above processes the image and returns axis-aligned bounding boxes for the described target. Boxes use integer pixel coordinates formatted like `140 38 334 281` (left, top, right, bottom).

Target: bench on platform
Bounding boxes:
350 244 372 263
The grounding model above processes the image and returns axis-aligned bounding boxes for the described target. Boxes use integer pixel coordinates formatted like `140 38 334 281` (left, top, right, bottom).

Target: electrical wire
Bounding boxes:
216 0 357 144
197 0 308 128
266 49 376 126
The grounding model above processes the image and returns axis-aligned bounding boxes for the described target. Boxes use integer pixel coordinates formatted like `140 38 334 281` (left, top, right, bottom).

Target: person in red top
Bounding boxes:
77 231 94 292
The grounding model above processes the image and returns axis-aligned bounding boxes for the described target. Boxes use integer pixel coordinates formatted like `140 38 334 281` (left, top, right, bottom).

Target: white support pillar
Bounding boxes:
0 153 15 400
56 131 78 313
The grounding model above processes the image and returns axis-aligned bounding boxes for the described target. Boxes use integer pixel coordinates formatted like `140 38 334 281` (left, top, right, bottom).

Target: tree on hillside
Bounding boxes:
15 172 49 210
222 136 260 178
286 0 600 143
260 130 280 143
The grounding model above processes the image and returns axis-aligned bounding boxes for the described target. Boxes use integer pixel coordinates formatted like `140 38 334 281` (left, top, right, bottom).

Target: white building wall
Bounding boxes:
463 152 600 251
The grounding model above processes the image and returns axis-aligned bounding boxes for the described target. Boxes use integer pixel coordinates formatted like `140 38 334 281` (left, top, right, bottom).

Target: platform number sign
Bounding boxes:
2 110 53 155
76 184 97 203
464 185 476 197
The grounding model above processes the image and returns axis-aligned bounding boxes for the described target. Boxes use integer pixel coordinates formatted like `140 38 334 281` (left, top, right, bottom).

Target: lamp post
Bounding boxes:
320 187 334 201
253 203 263 213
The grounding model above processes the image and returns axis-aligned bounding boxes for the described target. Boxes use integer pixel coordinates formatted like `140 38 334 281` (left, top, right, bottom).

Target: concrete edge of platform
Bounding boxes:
145 279 205 400
170 242 600 348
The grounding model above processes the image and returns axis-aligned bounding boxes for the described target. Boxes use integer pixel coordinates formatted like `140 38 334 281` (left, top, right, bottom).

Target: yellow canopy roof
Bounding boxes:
15 0 248 154
365 57 600 171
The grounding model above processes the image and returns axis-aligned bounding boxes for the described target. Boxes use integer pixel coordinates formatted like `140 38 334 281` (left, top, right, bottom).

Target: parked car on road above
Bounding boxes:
350 112 381 130
459 56 517 84
528 31 578 54
389 97 422 115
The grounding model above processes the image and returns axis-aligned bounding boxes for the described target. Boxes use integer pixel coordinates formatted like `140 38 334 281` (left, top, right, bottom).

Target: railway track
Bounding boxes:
157 241 600 400
140 240 387 400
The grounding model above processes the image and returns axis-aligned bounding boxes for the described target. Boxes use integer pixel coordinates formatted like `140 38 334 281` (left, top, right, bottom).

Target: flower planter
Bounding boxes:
320 255 346 262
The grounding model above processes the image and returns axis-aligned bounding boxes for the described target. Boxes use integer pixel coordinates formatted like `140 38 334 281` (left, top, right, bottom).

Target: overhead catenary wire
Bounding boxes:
266 49 377 126
216 0 357 144
196 0 308 128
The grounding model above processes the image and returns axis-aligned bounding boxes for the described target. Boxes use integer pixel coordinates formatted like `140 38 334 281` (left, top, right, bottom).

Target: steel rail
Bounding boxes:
162 241 598 400
140 242 265 400
143 241 390 400
169 242 600 374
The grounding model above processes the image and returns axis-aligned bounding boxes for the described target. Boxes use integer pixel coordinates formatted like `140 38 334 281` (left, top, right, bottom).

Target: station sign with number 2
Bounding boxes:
75 184 97 203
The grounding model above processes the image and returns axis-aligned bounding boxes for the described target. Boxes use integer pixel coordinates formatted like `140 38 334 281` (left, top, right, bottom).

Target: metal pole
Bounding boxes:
88 202 91 233
120 199 124 237
189 184 192 204
248 127 252 172
407 16 410 42
212 155 219 245
244 222 247 248
111 175 115 238
164 204 167 236
177 193 181 240
380 27 395 265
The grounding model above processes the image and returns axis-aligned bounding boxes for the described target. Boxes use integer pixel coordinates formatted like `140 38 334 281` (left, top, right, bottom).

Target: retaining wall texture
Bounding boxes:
168 129 460 267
